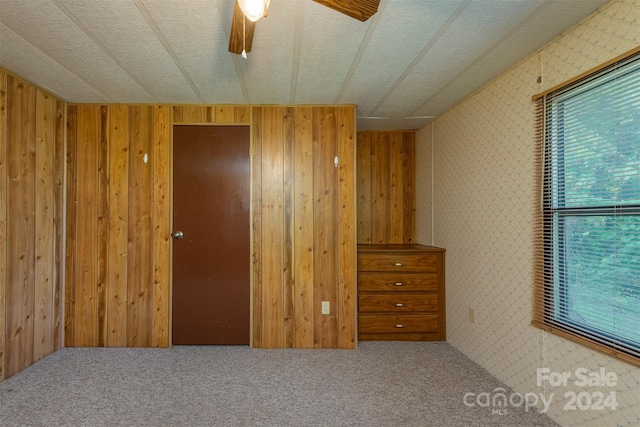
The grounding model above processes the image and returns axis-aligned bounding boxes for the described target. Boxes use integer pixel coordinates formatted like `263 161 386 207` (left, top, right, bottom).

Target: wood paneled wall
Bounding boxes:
0 69 355 373
357 130 416 244
0 71 65 380
67 104 355 349
65 105 171 347
251 106 356 348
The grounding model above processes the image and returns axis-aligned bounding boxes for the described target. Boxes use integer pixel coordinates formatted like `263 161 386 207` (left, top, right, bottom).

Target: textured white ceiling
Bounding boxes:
0 0 610 130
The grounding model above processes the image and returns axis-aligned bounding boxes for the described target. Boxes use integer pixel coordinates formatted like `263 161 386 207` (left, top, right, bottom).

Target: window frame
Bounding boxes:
532 46 640 366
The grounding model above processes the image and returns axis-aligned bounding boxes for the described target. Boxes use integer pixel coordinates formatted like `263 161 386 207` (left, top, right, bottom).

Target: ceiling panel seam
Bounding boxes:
50 0 159 103
367 0 471 118
0 21 115 103
333 0 388 105
215 0 250 104
133 0 205 103
409 0 554 118
289 0 305 103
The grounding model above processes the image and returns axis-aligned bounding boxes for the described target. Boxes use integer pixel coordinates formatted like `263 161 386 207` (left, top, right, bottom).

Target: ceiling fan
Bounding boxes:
228 0 380 56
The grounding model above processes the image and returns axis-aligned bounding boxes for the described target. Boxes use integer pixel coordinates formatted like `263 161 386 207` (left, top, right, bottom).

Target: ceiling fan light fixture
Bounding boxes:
237 0 270 22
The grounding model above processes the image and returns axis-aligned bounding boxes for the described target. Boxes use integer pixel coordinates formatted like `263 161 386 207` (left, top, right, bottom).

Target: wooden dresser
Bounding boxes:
357 244 446 341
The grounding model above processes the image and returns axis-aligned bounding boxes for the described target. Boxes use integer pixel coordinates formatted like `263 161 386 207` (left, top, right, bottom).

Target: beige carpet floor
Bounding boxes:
0 341 558 426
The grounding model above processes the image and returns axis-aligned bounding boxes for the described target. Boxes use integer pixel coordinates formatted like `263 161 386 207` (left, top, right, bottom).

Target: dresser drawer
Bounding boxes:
359 314 439 333
358 253 438 272
359 293 438 312
358 272 438 292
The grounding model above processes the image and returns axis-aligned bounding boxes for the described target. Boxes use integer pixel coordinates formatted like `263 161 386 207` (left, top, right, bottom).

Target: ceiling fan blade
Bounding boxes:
312 0 380 22
228 0 257 54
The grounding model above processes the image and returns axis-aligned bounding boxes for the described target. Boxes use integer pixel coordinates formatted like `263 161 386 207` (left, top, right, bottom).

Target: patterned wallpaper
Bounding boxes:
415 1 640 425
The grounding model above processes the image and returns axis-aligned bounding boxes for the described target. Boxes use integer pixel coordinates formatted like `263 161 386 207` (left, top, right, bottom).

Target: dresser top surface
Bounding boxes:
357 244 445 253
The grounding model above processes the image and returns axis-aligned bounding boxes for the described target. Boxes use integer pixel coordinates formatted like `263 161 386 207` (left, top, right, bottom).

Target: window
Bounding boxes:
533 48 640 365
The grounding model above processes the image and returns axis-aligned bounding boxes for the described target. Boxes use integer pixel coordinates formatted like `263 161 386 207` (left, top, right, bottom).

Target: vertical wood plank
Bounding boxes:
152 105 171 347
106 106 129 346
52 99 64 351
356 131 372 244
403 132 416 243
282 107 294 347
22 85 36 371
74 105 99 347
389 132 404 243
6 75 36 375
313 107 337 348
172 106 183 124
34 89 55 361
337 106 356 348
96 106 109 346
261 107 284 348
205 106 214 123
234 106 250 124
214 106 235 124
64 105 77 346
127 106 154 347
292 106 314 348
251 107 263 347
0 70 7 380
371 132 390 244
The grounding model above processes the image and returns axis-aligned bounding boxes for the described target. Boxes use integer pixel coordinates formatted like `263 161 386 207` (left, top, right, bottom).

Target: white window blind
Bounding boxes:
533 49 640 365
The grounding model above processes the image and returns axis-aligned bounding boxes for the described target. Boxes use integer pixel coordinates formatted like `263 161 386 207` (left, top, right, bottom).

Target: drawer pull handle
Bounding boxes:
393 262 403 266
395 303 404 307
394 282 404 286
395 324 405 328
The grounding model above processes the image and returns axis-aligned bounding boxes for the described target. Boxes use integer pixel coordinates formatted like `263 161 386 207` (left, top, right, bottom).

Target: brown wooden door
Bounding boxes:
172 125 250 345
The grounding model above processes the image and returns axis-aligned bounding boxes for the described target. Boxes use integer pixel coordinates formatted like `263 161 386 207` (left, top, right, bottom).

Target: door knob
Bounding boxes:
172 231 184 239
